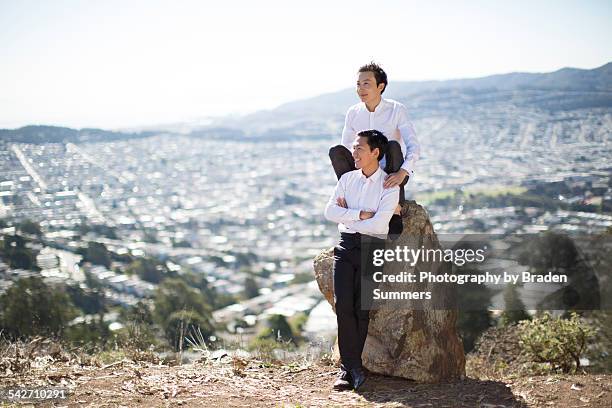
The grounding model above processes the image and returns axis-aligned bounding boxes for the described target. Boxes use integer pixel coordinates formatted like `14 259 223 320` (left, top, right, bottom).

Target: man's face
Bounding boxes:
352 136 379 169
356 71 384 104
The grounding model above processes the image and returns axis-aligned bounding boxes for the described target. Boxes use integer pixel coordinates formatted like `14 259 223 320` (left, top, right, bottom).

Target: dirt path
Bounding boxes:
1 358 610 407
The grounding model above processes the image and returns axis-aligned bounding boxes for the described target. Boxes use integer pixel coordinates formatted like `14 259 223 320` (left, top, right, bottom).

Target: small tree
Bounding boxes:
65 321 111 352
18 219 42 236
116 301 158 351
165 310 213 351
0 276 77 339
454 240 495 352
153 279 214 349
249 314 297 359
518 312 595 373
243 276 259 299
0 234 39 270
84 242 111 268
126 257 169 283
257 314 295 343
499 284 531 326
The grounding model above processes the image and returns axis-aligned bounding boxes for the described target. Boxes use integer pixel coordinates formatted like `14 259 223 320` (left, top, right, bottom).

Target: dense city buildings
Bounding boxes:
1 97 611 347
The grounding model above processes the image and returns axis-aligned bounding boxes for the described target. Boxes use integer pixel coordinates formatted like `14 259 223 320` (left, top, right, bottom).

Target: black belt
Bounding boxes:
340 232 385 248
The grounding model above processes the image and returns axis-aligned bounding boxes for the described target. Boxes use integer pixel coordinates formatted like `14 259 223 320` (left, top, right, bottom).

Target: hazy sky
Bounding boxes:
1 0 611 129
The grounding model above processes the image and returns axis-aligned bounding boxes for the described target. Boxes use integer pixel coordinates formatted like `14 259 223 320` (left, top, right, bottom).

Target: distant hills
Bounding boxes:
211 62 612 137
1 62 610 142
0 125 155 144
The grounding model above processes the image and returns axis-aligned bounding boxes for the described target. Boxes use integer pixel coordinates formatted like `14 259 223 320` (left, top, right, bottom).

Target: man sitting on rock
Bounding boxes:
324 130 400 391
329 62 420 239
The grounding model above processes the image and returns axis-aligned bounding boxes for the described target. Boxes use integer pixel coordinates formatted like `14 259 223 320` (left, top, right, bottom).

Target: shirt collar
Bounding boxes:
374 98 388 112
363 98 388 113
359 166 383 183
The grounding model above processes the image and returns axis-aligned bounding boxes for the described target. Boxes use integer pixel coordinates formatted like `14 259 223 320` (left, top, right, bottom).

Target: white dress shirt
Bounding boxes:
341 98 420 175
324 167 400 237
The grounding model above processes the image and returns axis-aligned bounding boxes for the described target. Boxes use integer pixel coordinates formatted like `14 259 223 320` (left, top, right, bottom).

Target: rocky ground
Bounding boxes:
0 352 610 407
1 324 611 407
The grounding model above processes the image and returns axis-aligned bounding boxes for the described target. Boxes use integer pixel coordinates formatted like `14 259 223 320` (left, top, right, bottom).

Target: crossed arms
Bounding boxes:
324 175 400 237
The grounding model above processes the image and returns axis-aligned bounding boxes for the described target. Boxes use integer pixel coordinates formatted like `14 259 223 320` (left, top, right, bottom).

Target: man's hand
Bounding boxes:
384 168 409 189
359 210 375 220
338 197 374 219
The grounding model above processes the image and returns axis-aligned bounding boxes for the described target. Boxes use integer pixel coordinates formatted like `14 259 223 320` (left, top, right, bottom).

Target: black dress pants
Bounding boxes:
333 232 384 370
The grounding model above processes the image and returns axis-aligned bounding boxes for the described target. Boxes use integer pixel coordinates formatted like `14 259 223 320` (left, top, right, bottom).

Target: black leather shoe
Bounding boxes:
349 367 367 390
332 366 353 390
333 373 352 391
332 376 352 391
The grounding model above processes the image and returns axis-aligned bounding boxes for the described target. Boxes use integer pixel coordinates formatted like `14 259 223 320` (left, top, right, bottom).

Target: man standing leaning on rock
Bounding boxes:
329 62 420 238
324 130 399 390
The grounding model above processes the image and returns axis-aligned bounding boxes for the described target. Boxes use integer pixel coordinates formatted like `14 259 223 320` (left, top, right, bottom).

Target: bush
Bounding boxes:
84 242 112 268
248 336 296 363
0 276 77 340
0 234 39 270
115 321 159 352
499 284 531 327
243 276 259 299
65 321 111 352
164 310 214 352
257 314 295 343
18 219 42 236
517 312 595 373
126 257 169 284
249 314 298 358
288 312 308 336
153 278 215 350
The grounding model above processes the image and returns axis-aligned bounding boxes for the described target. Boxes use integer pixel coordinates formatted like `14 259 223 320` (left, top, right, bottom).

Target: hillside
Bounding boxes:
207 62 612 137
0 125 155 144
1 63 610 142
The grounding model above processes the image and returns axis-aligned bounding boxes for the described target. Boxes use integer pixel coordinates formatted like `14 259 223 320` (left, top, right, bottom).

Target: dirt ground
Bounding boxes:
1 356 610 408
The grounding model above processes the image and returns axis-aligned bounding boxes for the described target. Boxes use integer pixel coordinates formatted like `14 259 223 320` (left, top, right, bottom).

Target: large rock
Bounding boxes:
313 200 466 382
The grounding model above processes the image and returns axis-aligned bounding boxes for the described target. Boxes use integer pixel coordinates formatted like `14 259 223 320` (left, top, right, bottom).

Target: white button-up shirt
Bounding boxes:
324 167 400 237
341 98 420 174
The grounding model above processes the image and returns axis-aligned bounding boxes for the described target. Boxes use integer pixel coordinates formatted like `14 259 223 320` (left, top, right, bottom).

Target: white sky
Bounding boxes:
1 0 611 129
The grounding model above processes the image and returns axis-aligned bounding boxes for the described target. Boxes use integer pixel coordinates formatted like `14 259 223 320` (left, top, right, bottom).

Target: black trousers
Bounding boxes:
328 141 409 202
333 232 384 370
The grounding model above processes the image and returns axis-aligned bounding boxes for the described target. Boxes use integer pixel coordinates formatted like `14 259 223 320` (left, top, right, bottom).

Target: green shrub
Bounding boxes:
499 284 531 327
517 312 595 373
65 321 111 351
0 276 78 339
288 312 308 343
115 321 159 352
248 337 276 362
18 219 42 236
153 278 214 350
164 310 213 351
248 336 296 363
256 314 295 343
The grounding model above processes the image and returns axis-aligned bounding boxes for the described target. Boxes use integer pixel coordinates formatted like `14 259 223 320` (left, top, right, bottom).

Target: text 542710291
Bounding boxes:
0 387 68 401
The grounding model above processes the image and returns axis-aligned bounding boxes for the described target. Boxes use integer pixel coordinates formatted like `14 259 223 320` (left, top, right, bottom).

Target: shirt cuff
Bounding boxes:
400 162 414 175
348 208 361 221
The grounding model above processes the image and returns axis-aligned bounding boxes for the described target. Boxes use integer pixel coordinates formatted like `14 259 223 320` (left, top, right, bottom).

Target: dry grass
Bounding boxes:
0 333 610 407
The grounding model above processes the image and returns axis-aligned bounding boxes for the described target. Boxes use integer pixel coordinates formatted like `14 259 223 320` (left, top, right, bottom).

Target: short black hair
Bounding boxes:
357 129 388 161
358 62 388 94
